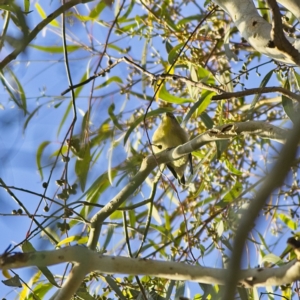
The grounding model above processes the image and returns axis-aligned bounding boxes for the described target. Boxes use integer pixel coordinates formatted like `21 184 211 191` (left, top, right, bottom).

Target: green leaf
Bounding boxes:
108 103 123 131
0 69 27 114
95 76 123 90
22 241 59 287
128 90 154 101
224 158 243 176
282 287 292 300
56 235 88 247
100 225 115 251
2 275 22 288
257 231 271 253
90 119 112 148
221 181 243 204
10 70 27 114
216 220 224 237
261 253 283 265
148 202 162 224
23 105 43 132
87 171 116 204
160 5 177 31
200 112 214 129
108 135 121 186
0 5 16 13
277 213 297 230
141 38 150 92
89 1 106 19
104 275 127 300
199 283 218 299
158 84 193 104
110 210 123 220
57 100 72 137
118 0 135 22
177 15 201 26
75 144 91 192
224 26 238 61
282 95 298 124
29 44 81 53
35 3 59 27
248 69 273 120
292 69 300 90
76 284 95 300
166 281 176 299
80 112 90 143
27 282 53 299
182 90 214 126
186 63 199 99
165 40 173 53
8 3 29 37
36 141 51 180
107 43 130 54
24 0 30 13
168 42 185 64
197 66 216 85
215 140 229 159
115 23 138 35
76 170 118 217
175 281 185 299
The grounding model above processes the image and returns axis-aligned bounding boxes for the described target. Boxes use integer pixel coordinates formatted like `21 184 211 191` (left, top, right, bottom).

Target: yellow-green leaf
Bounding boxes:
75 144 91 192
36 141 51 180
277 213 297 230
22 241 59 287
35 3 59 27
29 44 81 53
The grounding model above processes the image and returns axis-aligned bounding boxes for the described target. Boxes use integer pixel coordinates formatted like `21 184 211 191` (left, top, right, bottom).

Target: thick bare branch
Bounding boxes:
277 0 300 21
218 121 289 144
88 121 290 249
87 129 231 250
222 115 300 300
267 0 300 65
1 246 300 300
212 0 300 65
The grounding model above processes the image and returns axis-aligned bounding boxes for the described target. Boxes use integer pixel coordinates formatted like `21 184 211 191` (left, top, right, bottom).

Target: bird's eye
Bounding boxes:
166 112 175 119
153 144 162 150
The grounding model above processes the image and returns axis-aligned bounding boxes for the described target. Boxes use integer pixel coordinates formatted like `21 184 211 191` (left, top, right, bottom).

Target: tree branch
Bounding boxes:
212 87 300 103
212 0 300 65
0 0 92 70
0 121 294 299
61 56 224 96
277 0 300 20
222 115 300 299
1 246 300 300
267 0 300 65
87 128 232 250
87 121 291 250
218 121 290 144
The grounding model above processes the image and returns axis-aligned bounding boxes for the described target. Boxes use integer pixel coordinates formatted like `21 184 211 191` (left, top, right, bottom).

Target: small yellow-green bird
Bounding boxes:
152 112 192 185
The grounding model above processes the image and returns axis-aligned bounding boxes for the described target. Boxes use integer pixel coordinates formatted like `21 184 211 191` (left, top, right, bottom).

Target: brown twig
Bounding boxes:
212 86 300 102
0 0 92 70
61 56 224 96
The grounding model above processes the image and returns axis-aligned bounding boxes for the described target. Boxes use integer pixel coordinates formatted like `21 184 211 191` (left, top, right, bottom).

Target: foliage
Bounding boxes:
0 0 300 299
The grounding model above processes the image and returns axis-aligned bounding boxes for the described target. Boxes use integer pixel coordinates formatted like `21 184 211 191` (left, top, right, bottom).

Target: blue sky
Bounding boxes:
0 0 298 299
